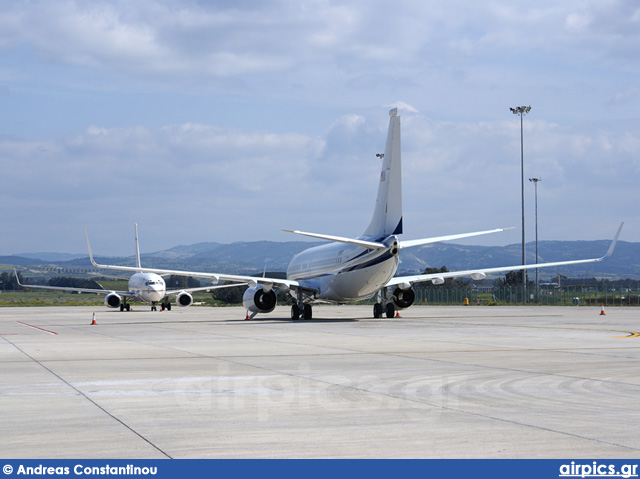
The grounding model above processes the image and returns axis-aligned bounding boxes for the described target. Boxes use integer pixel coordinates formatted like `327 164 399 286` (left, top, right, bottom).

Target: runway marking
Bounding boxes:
612 331 640 338
16 321 58 335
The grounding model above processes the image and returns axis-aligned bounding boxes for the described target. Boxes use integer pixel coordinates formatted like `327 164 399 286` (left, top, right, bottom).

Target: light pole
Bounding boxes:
529 177 541 301
510 105 531 303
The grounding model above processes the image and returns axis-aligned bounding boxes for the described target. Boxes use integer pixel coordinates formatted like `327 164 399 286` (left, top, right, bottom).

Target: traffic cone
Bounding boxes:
395 311 401 318
245 311 251 320
600 303 606 316
91 312 97 325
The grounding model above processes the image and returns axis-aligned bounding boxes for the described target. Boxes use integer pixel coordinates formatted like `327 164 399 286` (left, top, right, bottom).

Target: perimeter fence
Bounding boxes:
413 284 640 306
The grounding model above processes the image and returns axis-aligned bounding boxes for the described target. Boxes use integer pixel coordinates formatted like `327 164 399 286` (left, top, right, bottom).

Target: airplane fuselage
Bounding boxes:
286 236 399 302
128 272 166 304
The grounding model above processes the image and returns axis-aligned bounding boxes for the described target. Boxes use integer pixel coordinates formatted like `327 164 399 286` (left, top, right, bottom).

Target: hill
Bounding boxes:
3 239 639 279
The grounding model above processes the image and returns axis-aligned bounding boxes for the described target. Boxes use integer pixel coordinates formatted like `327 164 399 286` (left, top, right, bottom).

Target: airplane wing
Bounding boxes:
387 222 624 287
164 283 248 295
84 229 300 291
15 271 134 296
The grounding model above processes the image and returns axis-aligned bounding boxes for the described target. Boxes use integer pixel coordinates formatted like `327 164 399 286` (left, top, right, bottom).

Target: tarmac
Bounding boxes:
1 304 639 459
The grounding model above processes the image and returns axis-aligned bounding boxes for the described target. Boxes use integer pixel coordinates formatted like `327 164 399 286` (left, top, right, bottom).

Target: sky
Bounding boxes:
0 0 638 256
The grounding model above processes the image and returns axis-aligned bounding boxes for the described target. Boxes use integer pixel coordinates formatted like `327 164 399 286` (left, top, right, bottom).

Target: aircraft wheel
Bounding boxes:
373 303 383 318
166 303 172 311
303 304 312 320
385 303 395 318
126 304 131 312
120 304 124 312
291 304 300 320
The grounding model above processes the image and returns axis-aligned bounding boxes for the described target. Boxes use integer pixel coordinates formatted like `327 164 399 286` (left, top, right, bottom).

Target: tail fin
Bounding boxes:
134 223 142 270
362 108 403 237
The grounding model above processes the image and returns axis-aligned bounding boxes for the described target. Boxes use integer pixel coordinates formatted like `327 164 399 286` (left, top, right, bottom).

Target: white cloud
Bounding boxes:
1 110 637 254
0 1 639 254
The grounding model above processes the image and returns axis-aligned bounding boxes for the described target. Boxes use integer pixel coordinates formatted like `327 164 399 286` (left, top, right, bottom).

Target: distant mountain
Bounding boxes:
142 242 223 260
3 239 639 279
14 252 88 262
0 255 44 266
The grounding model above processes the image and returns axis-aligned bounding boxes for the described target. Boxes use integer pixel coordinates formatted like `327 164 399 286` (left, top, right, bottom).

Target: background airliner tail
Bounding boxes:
362 108 403 238
134 223 142 271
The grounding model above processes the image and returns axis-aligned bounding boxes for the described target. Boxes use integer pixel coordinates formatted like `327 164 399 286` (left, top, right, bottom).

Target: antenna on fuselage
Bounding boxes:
134 223 142 271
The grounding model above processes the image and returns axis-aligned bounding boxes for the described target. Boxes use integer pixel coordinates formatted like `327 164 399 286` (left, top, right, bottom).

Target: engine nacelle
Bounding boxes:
176 291 193 307
243 285 277 314
431 277 445 285
389 286 415 309
104 292 122 309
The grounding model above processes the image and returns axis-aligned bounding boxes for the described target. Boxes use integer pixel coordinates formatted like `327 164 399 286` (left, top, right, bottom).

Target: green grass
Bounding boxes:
0 290 230 307
0 291 105 307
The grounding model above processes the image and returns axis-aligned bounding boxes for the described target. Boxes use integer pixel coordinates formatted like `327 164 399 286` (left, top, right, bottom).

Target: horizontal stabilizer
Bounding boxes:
282 229 387 250
399 227 514 249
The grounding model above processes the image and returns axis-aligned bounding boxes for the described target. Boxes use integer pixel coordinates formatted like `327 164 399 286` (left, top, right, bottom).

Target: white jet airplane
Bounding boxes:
17 224 225 311
84 108 623 319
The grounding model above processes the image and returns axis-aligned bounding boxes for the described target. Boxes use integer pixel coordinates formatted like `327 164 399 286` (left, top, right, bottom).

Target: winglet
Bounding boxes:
13 269 23 286
134 223 142 270
84 227 100 268
602 222 624 260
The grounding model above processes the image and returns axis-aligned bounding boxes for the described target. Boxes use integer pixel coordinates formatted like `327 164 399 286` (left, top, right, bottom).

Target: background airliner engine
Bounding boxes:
176 291 193 307
243 285 277 314
104 292 122 308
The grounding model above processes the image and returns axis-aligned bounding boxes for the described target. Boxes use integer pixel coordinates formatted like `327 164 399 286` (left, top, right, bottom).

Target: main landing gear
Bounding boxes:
151 301 172 311
373 301 395 318
290 288 314 320
373 287 396 318
291 303 312 320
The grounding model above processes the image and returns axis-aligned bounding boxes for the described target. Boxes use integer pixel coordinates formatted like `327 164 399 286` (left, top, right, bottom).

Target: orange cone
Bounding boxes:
91 312 97 325
600 303 606 316
245 311 251 320
395 311 401 318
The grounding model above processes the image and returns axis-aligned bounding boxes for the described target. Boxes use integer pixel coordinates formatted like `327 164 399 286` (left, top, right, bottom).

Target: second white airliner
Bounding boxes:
19 224 224 311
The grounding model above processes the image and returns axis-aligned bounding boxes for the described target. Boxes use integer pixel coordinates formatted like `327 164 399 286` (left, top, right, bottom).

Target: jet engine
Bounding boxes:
243 285 277 314
176 291 193 307
389 285 415 309
104 292 122 309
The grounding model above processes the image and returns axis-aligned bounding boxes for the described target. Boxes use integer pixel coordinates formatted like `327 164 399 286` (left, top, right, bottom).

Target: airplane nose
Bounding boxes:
146 287 163 302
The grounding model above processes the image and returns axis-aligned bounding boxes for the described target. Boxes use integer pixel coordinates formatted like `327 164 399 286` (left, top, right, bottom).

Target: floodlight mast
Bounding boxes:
529 177 542 300
510 105 531 303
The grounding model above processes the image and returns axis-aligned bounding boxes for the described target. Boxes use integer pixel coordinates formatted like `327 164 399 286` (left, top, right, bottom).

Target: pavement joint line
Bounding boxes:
0 333 173 459
1 344 639 365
